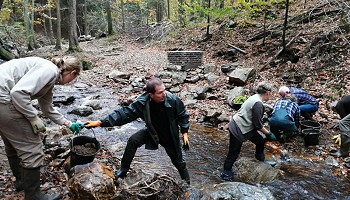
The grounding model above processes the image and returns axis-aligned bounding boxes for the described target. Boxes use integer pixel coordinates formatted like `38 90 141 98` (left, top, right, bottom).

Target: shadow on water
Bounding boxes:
56 85 350 199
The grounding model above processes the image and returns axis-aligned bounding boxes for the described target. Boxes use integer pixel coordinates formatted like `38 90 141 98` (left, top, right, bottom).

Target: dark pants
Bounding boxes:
120 128 189 180
223 130 265 171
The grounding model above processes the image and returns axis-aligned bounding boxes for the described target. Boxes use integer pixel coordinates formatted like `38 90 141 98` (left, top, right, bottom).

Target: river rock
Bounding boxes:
67 161 116 200
235 157 283 184
226 86 245 106
68 106 94 116
203 182 275 200
227 67 256 85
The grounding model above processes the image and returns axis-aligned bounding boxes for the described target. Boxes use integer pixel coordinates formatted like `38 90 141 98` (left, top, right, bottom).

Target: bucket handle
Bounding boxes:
71 128 97 147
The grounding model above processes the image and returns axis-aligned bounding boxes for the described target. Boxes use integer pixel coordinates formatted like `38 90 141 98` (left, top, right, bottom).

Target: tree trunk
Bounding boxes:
68 0 81 52
167 0 170 19
55 0 62 50
106 0 114 35
23 0 34 50
156 0 163 22
282 0 289 51
31 0 36 47
84 0 88 35
178 0 185 27
48 4 54 44
206 0 210 36
121 0 125 31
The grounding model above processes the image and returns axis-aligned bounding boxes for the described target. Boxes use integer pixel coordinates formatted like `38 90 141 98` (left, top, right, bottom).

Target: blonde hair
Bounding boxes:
51 56 82 73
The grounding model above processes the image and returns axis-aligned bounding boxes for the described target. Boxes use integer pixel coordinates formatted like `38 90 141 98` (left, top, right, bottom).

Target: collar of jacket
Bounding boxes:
55 69 63 84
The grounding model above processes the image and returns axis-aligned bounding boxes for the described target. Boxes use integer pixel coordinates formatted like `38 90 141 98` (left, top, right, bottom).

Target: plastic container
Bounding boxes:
302 129 320 146
70 135 100 167
300 120 321 130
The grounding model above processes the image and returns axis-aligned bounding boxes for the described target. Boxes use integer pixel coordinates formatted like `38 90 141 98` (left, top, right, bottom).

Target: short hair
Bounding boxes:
285 93 297 102
146 78 163 94
278 86 290 97
51 56 82 74
256 82 272 94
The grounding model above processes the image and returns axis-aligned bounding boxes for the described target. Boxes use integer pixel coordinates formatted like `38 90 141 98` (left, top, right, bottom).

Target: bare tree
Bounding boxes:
55 0 61 50
68 0 81 51
23 0 34 50
106 0 114 35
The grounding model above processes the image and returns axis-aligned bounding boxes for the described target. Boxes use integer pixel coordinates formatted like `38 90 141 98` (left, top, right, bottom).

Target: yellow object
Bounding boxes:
332 134 341 146
85 121 102 128
183 132 189 145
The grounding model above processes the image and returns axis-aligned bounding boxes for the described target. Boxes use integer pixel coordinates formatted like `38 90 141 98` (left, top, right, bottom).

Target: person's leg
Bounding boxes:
223 131 242 171
0 104 60 200
163 142 190 184
118 129 150 177
339 114 350 156
249 132 265 161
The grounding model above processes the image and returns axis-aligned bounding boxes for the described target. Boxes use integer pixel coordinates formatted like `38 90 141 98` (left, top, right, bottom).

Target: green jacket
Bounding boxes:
100 91 190 152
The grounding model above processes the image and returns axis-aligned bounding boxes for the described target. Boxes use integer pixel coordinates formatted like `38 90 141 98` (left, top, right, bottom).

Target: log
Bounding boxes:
0 44 15 61
228 43 248 55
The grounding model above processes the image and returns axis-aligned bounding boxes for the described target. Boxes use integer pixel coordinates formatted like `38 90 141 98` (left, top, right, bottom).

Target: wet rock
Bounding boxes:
53 95 75 105
235 157 283 184
67 161 116 200
68 106 94 116
83 100 102 110
108 70 131 82
203 182 275 200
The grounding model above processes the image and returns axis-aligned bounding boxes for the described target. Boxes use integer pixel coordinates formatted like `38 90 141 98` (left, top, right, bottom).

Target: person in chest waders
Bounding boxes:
268 91 301 143
85 77 191 184
0 56 85 200
221 82 277 181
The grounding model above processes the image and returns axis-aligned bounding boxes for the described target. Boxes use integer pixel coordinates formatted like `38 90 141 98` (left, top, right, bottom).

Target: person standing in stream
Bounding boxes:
0 56 85 200
85 78 191 184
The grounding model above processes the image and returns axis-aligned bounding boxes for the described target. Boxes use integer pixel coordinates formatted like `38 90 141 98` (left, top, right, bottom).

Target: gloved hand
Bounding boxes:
332 134 341 146
85 121 102 129
182 132 190 151
266 132 277 141
70 122 85 134
28 117 46 135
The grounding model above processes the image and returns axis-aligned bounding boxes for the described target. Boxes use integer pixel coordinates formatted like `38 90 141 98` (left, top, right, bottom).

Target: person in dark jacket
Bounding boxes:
85 78 191 183
330 95 350 158
221 82 276 181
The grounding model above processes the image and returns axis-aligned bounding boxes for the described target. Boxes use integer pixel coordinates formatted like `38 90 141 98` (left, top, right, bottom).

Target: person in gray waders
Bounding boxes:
0 56 85 200
268 91 300 143
330 95 350 160
221 82 277 181
85 78 191 184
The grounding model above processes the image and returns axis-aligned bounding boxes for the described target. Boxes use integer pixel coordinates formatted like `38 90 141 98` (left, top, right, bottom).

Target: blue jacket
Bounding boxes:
100 91 190 152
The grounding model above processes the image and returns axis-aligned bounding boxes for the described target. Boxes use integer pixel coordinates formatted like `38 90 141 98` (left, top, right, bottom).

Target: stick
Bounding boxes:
228 43 248 55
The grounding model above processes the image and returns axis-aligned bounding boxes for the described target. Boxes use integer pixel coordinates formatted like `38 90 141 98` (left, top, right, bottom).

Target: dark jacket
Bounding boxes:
100 91 190 153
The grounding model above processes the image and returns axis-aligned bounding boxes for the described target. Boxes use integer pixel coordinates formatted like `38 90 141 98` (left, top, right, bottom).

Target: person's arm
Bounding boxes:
252 102 269 135
174 95 190 134
100 101 142 127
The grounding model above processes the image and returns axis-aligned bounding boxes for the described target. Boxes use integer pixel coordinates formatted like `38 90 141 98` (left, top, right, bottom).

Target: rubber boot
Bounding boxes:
331 134 350 157
8 156 23 191
115 168 128 180
179 168 190 184
22 167 62 200
255 153 265 161
220 170 234 181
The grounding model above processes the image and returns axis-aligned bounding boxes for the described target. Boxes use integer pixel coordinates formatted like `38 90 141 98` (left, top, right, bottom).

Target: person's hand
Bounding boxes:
332 134 341 146
266 132 277 141
182 132 190 151
84 121 102 129
70 122 85 134
28 117 46 135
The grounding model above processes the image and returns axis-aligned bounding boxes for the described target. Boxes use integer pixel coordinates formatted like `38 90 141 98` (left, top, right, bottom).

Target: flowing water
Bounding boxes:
58 85 350 199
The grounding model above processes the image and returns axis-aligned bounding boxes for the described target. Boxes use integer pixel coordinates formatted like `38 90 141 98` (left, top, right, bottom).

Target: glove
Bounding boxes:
28 117 46 135
70 122 85 134
182 132 190 151
85 121 102 129
266 132 277 141
332 134 341 146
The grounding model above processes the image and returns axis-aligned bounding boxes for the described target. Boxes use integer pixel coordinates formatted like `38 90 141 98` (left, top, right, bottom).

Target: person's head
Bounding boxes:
256 82 273 101
278 86 290 97
52 56 82 84
285 93 297 102
146 78 166 103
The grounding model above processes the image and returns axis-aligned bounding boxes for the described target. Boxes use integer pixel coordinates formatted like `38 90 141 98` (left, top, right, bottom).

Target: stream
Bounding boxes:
55 84 350 199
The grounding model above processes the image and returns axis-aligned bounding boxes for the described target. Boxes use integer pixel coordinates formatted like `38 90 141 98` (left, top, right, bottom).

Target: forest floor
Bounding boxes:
1 0 350 199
